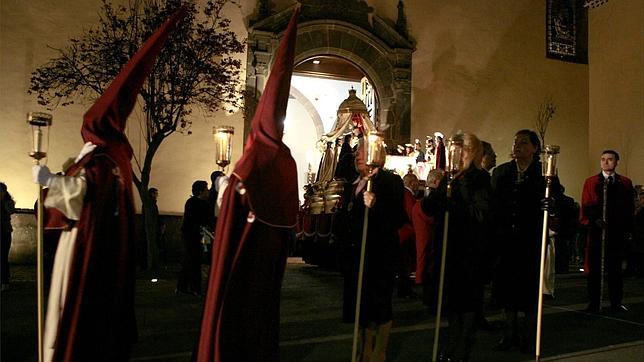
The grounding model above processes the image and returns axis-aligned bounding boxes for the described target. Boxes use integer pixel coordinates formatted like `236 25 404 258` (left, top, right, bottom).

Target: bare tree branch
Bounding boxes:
28 0 245 269
535 96 557 147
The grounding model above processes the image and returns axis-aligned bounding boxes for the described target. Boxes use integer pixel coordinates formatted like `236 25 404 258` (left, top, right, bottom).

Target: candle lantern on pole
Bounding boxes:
27 111 53 362
213 126 234 170
351 130 386 362
431 134 464 362
536 144 560 362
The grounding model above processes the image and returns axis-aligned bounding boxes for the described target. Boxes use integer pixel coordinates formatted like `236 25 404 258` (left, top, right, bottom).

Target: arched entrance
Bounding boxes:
244 2 414 146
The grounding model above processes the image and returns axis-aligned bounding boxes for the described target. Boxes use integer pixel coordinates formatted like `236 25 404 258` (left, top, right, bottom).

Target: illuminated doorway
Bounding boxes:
284 56 374 201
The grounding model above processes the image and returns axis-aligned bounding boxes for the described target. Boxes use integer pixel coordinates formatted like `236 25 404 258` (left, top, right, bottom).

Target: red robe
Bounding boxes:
398 188 416 245
44 8 185 361
412 201 435 285
580 173 634 274
398 188 417 274
51 152 137 361
195 7 300 362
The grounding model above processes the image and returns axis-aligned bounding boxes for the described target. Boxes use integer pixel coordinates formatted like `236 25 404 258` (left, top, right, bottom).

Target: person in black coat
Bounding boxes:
341 139 406 361
176 180 211 296
491 129 555 353
1 182 16 291
421 132 491 361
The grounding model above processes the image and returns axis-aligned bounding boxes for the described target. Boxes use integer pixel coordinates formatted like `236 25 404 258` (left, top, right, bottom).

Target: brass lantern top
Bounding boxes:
446 134 465 174
27 112 53 127
337 89 368 115
541 144 560 178
543 144 560 155
365 131 387 168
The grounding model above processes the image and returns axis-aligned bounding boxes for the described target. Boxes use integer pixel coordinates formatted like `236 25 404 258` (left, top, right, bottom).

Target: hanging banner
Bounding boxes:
546 0 588 64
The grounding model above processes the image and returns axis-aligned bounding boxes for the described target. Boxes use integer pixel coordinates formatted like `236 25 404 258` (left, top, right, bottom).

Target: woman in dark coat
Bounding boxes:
491 129 546 353
422 132 491 361
341 139 406 361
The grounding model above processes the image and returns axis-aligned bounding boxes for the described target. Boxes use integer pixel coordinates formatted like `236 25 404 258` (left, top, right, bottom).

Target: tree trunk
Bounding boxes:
142 195 160 272
133 134 164 272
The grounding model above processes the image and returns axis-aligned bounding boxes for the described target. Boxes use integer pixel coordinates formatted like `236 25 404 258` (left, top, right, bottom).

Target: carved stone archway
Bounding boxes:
245 1 414 147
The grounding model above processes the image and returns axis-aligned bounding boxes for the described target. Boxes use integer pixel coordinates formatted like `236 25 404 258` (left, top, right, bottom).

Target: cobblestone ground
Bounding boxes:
2 260 643 361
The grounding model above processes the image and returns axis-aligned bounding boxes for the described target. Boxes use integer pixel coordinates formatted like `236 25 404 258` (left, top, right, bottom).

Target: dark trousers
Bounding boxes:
445 312 476 360
177 234 202 294
587 237 624 307
1 232 11 284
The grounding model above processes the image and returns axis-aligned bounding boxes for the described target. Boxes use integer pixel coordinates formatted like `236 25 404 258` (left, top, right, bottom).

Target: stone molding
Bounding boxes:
245 4 413 146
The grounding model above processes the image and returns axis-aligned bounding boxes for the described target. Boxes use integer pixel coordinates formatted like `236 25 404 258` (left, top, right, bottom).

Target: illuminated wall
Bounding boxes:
588 0 644 182
1 0 642 212
0 0 248 213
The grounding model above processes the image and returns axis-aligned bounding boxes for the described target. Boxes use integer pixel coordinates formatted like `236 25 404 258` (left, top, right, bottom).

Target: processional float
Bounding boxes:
27 111 53 362
298 89 375 265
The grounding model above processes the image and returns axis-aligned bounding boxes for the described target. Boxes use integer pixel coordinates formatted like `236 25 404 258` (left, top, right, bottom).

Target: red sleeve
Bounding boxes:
580 177 597 226
398 190 417 245
412 201 434 285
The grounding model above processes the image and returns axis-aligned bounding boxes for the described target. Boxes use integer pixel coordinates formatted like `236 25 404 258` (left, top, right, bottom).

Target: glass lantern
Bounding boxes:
213 125 234 170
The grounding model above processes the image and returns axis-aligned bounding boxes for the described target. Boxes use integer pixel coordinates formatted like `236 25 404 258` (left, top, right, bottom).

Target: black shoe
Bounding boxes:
584 304 600 314
492 338 514 351
397 288 416 298
477 317 496 331
610 304 629 313
520 342 535 354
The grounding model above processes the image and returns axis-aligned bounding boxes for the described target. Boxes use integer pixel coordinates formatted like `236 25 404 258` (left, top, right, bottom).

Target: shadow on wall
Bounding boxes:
8 210 185 265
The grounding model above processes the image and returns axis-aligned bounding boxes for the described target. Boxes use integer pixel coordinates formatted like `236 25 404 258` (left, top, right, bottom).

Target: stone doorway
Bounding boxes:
244 1 414 147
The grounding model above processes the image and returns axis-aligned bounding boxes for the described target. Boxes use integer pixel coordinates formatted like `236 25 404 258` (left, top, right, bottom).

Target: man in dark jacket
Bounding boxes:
176 180 211 296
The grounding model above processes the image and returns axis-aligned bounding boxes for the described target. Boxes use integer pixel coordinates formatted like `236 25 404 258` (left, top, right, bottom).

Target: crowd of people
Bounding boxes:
329 128 642 361
2 125 642 361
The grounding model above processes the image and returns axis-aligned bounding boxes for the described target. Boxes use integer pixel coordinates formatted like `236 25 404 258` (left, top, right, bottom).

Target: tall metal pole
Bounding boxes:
535 144 559 362
599 178 608 311
352 178 372 362
535 178 552 362
431 182 451 362
36 172 45 362
28 112 51 362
